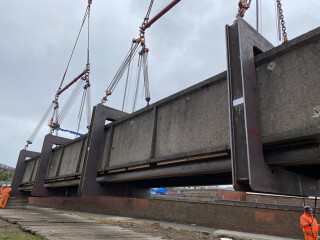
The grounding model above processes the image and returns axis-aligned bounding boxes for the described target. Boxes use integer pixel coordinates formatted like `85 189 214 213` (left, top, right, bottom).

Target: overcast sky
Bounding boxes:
1 0 319 167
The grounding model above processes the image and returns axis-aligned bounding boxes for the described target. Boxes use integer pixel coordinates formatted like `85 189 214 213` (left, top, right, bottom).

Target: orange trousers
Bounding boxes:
0 194 9 208
304 233 319 240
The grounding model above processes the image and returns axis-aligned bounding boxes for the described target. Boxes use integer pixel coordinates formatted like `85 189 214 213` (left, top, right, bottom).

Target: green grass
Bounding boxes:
0 232 42 240
0 219 42 240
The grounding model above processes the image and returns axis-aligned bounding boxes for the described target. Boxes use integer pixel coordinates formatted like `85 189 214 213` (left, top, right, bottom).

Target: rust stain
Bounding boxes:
132 198 149 211
255 210 275 223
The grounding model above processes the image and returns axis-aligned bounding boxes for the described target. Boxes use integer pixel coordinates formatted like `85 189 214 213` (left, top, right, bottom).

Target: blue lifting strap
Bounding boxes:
58 128 83 136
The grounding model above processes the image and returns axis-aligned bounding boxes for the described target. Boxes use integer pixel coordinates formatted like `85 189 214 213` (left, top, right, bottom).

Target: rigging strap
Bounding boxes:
59 127 83 136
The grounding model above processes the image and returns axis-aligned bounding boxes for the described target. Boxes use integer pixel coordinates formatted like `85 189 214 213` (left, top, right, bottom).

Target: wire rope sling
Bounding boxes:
25 0 93 149
101 0 182 113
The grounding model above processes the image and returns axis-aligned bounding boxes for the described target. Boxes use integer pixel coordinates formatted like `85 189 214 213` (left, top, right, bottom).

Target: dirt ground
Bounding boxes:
0 212 242 240
88 217 242 240
0 218 42 240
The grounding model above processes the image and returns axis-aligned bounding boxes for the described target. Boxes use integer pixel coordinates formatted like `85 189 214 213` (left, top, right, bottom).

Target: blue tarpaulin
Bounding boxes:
150 188 167 195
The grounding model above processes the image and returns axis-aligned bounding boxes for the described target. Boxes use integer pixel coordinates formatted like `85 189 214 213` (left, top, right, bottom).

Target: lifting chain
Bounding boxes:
236 0 251 18
276 0 288 42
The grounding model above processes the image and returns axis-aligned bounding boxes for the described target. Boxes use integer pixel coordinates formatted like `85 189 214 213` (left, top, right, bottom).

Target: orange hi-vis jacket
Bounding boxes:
0 187 11 201
300 213 320 240
0 187 12 208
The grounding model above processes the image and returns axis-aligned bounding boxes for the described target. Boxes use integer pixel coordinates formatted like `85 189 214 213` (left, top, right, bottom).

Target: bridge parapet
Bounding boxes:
12 19 320 197
46 135 87 182
21 156 40 186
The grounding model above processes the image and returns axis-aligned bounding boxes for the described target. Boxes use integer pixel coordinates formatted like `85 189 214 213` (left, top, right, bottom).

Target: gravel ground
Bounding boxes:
88 217 243 240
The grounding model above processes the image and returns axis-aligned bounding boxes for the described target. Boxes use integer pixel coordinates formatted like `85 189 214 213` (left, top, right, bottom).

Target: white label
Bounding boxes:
233 97 244 106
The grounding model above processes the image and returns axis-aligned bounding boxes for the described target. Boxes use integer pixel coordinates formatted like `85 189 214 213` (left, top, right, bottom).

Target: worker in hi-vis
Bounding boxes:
300 206 320 240
0 184 11 208
0 184 5 196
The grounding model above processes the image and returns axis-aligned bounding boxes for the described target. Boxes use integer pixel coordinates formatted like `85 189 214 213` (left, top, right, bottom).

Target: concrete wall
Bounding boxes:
109 109 154 167
46 136 87 180
29 196 306 239
98 26 320 170
21 156 40 184
155 76 229 158
256 30 320 143
98 74 230 171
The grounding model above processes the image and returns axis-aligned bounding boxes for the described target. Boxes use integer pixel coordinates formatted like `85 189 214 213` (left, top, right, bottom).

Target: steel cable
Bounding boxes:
132 55 143 112
142 52 150 101
58 80 83 122
58 80 86 124
76 88 87 136
124 53 136 111
57 6 90 93
122 43 135 111
27 102 55 144
86 86 91 128
256 0 262 33
143 0 154 25
108 45 136 91
87 6 90 66
107 42 140 92
59 81 84 123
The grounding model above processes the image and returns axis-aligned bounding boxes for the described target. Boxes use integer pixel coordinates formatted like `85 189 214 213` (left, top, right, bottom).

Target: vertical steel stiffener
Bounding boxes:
226 18 319 196
78 104 128 196
31 135 70 197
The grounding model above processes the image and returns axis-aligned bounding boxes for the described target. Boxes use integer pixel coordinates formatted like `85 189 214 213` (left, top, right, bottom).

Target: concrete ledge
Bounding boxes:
214 230 300 240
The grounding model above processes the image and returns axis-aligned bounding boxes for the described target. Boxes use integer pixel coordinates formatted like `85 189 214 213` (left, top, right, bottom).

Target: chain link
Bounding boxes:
277 0 288 42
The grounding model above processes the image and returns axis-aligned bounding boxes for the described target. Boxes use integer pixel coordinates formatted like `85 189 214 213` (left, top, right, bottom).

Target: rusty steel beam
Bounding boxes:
56 69 87 96
142 0 181 31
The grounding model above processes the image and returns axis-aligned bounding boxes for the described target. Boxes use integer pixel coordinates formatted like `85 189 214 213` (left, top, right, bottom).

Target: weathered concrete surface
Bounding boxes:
155 75 229 159
58 138 84 176
47 136 87 179
98 26 320 170
29 196 307 239
0 207 163 240
46 148 63 179
256 31 320 143
21 157 40 184
109 110 154 167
